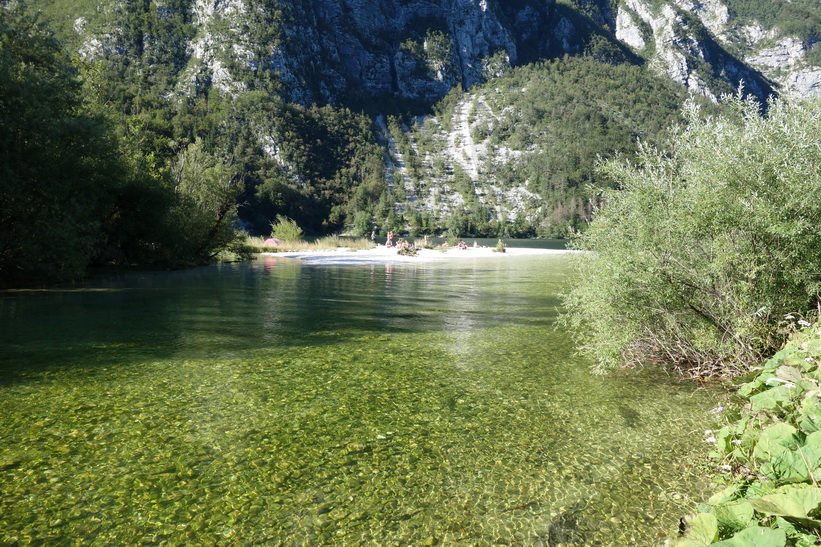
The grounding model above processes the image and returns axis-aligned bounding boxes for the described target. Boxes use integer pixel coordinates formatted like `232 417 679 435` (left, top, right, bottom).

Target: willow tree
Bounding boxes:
170 139 244 262
563 94 821 377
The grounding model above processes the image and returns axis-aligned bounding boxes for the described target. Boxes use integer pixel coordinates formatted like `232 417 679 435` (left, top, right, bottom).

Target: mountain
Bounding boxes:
30 0 821 237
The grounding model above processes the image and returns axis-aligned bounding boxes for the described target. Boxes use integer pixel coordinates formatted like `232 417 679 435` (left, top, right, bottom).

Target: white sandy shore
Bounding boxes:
261 245 575 265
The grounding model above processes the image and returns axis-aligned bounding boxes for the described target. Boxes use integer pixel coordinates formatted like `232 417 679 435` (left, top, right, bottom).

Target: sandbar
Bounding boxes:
261 245 575 265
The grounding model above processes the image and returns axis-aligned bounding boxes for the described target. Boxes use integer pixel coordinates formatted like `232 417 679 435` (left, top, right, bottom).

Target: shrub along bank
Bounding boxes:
672 324 821 546
558 92 821 544
563 93 821 378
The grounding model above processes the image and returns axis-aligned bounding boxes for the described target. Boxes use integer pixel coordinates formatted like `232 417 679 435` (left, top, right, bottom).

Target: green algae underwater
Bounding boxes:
0 255 724 544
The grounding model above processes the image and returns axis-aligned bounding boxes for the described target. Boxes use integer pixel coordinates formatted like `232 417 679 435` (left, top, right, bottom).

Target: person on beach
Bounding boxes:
387 231 394 248
371 230 376 243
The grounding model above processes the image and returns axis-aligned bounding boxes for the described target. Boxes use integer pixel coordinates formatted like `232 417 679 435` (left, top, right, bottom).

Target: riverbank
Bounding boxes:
261 244 577 264
672 324 821 545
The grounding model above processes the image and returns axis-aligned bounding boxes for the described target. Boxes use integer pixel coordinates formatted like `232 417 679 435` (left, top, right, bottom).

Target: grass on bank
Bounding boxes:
213 232 375 263
247 235 376 252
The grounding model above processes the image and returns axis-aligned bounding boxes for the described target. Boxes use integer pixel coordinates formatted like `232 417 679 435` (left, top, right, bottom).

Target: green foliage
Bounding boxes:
0 2 124 283
170 139 244 260
673 326 821 546
270 215 304 242
255 103 385 235
219 232 257 262
563 94 821 375
721 0 820 44
0 3 261 283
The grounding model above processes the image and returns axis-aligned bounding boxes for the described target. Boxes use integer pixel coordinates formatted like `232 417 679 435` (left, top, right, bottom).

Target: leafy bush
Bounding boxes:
563 94 821 376
217 232 257 262
270 215 304 242
672 324 821 546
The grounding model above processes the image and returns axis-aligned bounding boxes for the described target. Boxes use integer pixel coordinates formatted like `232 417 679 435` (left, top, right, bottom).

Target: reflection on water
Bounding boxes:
0 255 721 544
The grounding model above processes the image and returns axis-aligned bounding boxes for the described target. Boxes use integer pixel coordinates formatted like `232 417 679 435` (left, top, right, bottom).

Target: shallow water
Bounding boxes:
0 255 721 544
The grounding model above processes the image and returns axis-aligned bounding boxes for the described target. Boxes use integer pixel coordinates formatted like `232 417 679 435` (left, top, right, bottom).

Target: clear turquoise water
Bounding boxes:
0 255 722 544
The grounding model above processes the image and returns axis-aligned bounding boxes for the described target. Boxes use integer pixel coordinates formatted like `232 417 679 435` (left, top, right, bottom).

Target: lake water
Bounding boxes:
0 254 722 544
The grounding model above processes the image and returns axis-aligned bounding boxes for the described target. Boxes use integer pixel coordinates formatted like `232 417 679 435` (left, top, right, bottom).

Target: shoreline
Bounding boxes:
261 245 576 265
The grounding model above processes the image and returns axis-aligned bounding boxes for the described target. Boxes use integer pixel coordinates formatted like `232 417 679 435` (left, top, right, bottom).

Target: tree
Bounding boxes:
563 94 821 377
170 139 243 261
0 2 124 283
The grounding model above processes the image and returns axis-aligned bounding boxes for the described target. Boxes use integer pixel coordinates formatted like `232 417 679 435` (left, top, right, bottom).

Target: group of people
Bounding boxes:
371 230 479 251
376 230 411 250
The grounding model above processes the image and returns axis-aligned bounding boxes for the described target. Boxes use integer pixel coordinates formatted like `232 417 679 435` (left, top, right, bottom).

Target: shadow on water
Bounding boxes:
618 404 643 428
546 501 588 545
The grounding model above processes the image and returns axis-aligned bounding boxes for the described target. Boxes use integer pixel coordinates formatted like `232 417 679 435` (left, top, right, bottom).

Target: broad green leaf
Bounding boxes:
774 515 821 532
739 426 760 460
708 485 740 506
801 431 821 479
775 365 804 384
754 423 800 457
713 500 754 532
804 430 821 451
683 512 719 545
750 384 800 412
799 414 821 435
710 526 786 547
786 353 814 370
798 380 817 393
738 373 774 398
760 450 812 483
773 516 821 546
742 482 776 499
734 416 750 437
807 367 821 383
749 486 821 519
763 349 797 372
714 427 734 455
799 391 821 434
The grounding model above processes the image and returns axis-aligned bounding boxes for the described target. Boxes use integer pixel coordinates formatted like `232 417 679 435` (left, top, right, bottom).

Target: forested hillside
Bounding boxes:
382 57 697 238
2 0 818 283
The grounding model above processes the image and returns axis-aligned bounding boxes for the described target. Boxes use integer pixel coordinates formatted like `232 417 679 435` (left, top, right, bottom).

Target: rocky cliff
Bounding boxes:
615 0 819 100
153 0 555 105
63 0 819 107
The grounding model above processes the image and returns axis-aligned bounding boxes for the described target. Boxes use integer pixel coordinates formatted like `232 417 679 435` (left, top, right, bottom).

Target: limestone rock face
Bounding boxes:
615 0 820 101
313 0 540 102
69 0 819 106
71 0 553 105
178 0 552 104
615 0 771 101
747 37 821 99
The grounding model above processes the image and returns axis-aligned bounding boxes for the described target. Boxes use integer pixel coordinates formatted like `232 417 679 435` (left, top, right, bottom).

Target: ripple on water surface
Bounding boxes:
0 256 723 544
